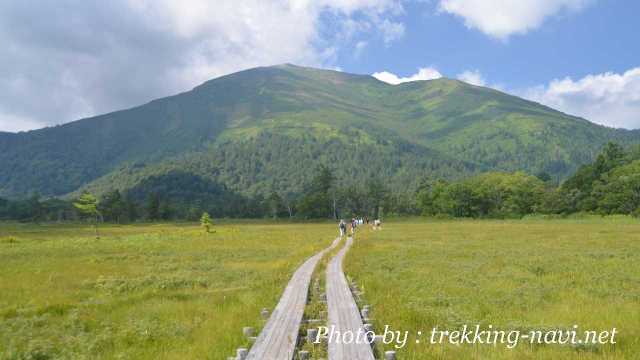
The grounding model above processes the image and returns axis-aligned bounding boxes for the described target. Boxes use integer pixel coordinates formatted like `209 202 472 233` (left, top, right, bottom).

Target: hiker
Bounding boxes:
350 218 357 235
339 219 347 237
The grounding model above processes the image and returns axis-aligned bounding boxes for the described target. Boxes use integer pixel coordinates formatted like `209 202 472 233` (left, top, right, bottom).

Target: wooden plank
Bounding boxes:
247 237 341 360
326 236 375 360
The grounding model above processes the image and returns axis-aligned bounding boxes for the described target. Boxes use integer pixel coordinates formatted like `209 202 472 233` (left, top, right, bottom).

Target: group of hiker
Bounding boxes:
338 216 382 236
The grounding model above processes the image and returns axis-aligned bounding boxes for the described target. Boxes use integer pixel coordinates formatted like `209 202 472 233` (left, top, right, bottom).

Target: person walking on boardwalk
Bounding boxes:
339 219 347 237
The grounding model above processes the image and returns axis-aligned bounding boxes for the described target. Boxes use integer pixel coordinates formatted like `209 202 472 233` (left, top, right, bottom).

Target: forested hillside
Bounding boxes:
77 130 474 199
1 64 638 201
416 142 640 218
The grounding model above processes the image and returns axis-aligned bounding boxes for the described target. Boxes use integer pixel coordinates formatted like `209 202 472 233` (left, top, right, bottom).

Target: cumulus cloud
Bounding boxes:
523 68 640 129
0 0 404 132
379 19 406 45
372 67 443 84
354 41 369 58
0 111 43 133
457 70 486 86
439 0 592 39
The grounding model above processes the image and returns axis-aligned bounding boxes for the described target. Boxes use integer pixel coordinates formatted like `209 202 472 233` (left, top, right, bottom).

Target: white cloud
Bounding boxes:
523 67 640 129
318 0 402 14
0 111 44 133
354 41 368 58
379 19 406 45
438 0 592 39
372 67 443 84
0 0 405 132
457 69 486 86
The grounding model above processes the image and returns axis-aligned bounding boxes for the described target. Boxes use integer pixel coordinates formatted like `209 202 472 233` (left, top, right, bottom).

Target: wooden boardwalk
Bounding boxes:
247 237 340 360
326 236 375 360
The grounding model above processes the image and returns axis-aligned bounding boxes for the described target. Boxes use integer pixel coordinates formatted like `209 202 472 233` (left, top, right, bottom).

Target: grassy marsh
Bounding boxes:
0 222 333 359
345 218 640 359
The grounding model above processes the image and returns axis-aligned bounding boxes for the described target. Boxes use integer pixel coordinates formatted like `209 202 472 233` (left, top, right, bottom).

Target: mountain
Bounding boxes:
0 64 637 199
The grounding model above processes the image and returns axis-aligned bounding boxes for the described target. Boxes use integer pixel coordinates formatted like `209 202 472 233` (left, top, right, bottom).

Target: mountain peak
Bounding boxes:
273 63 302 69
1 63 636 198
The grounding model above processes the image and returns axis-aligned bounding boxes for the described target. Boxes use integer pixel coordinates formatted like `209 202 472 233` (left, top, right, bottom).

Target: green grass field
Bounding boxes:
0 222 334 359
3 218 639 359
345 217 640 359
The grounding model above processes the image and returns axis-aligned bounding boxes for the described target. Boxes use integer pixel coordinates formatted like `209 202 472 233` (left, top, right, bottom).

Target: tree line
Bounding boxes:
2 142 640 222
0 165 390 222
417 142 640 218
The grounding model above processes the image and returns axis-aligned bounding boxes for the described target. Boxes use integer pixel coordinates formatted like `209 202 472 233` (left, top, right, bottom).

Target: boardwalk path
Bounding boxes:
247 236 341 360
326 236 375 359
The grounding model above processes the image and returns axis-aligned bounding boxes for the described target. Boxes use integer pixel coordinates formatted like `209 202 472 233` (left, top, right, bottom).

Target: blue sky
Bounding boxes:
345 0 639 88
350 1 640 88
0 0 639 132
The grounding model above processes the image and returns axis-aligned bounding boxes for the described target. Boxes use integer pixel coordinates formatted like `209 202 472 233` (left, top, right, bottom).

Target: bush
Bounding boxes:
0 236 18 244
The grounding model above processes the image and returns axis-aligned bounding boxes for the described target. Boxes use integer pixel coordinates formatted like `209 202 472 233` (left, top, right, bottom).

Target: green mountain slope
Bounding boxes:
388 81 628 176
77 129 474 199
0 64 637 199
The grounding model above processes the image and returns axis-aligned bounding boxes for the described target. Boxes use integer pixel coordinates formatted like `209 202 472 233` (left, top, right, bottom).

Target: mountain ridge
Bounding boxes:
3 64 629 135
1 64 637 199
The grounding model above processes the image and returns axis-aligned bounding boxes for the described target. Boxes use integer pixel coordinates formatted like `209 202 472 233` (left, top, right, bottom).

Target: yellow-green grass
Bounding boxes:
345 218 640 359
0 222 334 359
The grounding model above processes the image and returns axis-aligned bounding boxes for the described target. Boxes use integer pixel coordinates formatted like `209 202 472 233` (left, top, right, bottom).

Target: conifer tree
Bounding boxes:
74 192 101 239
200 212 213 233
